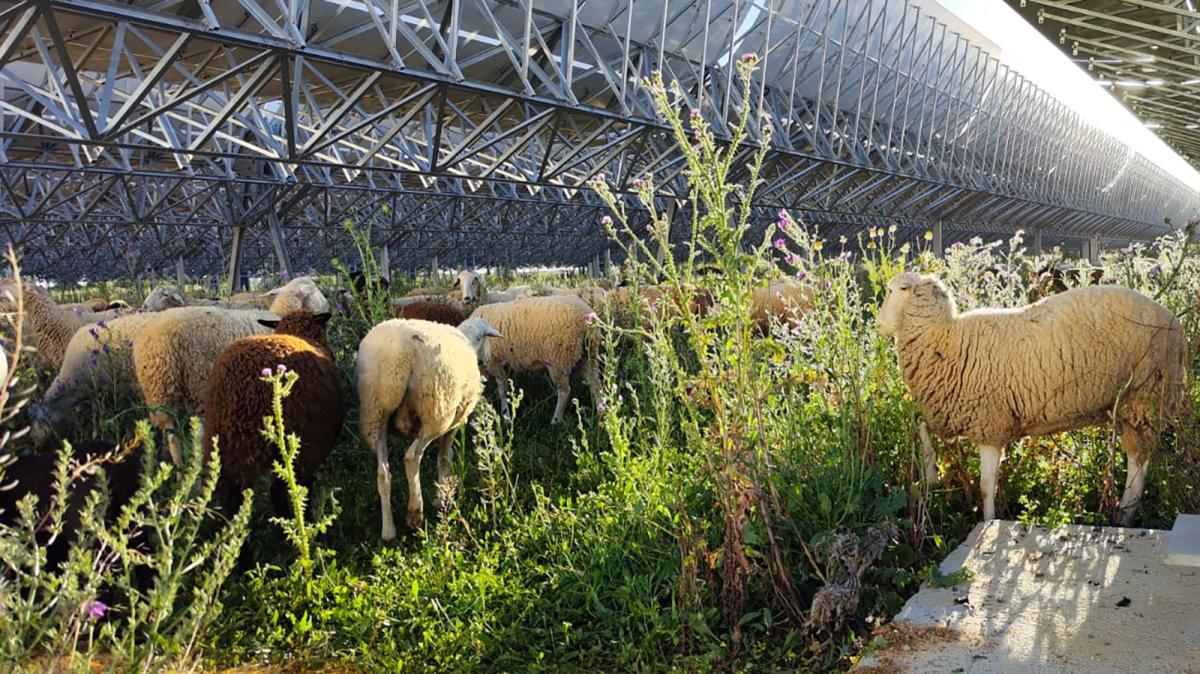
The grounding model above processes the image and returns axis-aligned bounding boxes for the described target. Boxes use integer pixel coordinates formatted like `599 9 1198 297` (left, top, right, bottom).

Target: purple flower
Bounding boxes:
795 270 807 281
690 108 701 119
543 358 553 368
631 178 645 189
589 172 606 186
773 238 786 250
784 253 798 266
91 348 99 356
88 327 99 340
596 399 607 412
824 280 832 289
777 218 789 231
840 251 853 262
88 600 108 620
739 53 758 63
261 367 272 377
101 344 109 355
276 364 288 373
584 311 598 325
97 320 106 329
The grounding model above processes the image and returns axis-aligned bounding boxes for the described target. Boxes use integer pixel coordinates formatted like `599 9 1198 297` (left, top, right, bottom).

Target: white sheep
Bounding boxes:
877 272 1186 525
142 285 186 311
132 277 329 465
356 317 499 539
0 281 103 369
454 270 534 304
468 295 599 424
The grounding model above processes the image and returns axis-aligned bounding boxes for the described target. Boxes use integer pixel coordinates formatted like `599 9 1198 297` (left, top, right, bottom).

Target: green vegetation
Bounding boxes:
1 60 1199 672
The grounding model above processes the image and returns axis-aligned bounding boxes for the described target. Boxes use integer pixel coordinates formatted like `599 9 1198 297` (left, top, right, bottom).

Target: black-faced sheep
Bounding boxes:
356 317 499 539
878 272 1186 525
202 312 342 515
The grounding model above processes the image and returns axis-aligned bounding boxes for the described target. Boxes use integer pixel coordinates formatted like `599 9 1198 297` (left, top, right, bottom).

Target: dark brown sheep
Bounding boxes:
394 300 467 326
202 312 343 514
0 439 141 572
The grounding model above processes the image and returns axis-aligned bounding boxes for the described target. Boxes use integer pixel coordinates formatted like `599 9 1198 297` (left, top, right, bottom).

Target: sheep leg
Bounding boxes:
404 436 435 530
1119 451 1150 527
372 430 396 542
432 432 455 514
550 370 571 425
979 444 1004 521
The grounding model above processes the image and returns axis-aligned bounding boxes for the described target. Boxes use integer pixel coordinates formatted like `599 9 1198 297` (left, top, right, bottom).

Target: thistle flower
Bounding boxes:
276 363 288 373
774 238 786 250
739 53 759 64
601 215 613 227
261 367 272 377
795 270 807 281
584 311 598 325
690 108 702 119
589 173 606 187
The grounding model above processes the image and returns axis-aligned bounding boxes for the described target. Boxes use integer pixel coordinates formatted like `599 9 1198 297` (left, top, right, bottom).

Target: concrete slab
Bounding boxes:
855 520 1200 674
1166 514 1200 567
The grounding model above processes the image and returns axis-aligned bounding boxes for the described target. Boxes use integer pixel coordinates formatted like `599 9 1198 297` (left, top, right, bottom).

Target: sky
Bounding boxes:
938 0 1200 192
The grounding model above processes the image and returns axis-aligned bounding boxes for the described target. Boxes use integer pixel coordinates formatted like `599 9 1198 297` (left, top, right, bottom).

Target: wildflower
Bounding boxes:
88 600 108 620
632 178 645 189
774 238 786 250
596 399 607 412
381 203 391 215
784 253 798 266
616 394 624 404
867 241 877 250
888 224 897 234
813 240 824 252
840 251 853 262
276 364 288 374
261 367 272 377
97 320 106 329
101 344 109 354
924 230 934 241
91 348 99 356
839 235 848 244
589 172 606 187
824 280 832 289
777 208 788 220
739 53 758 64
690 108 702 119
795 270 807 281
88 327 99 340
543 358 553 368
584 311 598 325
601 215 613 227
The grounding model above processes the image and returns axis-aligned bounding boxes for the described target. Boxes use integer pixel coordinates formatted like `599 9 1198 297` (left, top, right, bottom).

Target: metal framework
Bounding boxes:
1010 0 1200 171
0 0 1197 281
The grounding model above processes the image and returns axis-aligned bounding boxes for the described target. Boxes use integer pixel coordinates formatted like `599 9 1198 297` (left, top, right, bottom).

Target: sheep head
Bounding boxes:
258 311 333 344
877 272 955 336
454 270 482 302
143 285 185 311
456 317 501 365
264 277 330 315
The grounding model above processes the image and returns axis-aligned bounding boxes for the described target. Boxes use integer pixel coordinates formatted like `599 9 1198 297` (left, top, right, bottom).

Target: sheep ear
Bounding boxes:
897 279 914 291
452 277 461 288
170 292 184 304
313 312 332 326
483 325 501 338
258 318 280 329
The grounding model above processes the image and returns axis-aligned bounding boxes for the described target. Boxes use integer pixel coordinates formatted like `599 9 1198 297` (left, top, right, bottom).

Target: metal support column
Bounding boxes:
267 212 294 277
603 248 612 275
931 221 944 259
1031 229 1043 257
380 245 391 281
227 226 246 296
176 257 185 288
1088 234 1101 266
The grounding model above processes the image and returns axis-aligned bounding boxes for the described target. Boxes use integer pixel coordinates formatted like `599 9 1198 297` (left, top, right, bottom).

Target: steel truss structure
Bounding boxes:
1010 0 1200 172
0 0 1197 281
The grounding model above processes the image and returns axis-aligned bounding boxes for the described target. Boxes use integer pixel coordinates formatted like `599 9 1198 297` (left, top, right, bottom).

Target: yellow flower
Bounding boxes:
813 239 824 252
867 241 877 249
924 230 934 241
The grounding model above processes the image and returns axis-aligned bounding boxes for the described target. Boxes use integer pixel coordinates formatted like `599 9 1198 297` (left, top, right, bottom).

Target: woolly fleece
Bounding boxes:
395 300 467 326
203 312 342 511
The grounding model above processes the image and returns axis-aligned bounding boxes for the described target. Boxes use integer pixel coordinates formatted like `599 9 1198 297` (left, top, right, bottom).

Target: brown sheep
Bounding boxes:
202 312 343 514
394 300 467 326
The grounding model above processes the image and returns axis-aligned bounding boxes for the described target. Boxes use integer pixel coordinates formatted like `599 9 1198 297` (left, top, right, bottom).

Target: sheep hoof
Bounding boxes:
406 508 423 530
381 524 397 542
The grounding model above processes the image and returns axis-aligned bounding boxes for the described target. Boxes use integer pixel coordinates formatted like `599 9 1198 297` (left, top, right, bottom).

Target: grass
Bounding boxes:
2 59 1200 672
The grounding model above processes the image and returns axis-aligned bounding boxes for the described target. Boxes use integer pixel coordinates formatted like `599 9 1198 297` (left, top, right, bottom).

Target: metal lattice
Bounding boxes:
1 0 1197 282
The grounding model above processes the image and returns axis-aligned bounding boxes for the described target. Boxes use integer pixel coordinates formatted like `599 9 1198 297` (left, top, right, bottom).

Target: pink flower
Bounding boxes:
261 367 272 377
601 215 613 226
773 238 786 250
690 108 701 119
584 311 598 325
88 600 108 620
275 364 287 373
739 53 758 63
631 178 645 189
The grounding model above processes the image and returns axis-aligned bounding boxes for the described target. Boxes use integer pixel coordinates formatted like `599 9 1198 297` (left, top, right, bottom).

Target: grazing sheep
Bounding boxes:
203 312 342 514
133 277 329 465
454 270 533 304
356 317 499 539
751 281 813 334
1028 265 1106 302
877 272 1186 525
395 300 467 326
0 281 102 369
34 313 161 436
469 295 600 424
63 298 110 313
143 285 186 311
0 439 141 572
347 270 390 298
404 286 448 298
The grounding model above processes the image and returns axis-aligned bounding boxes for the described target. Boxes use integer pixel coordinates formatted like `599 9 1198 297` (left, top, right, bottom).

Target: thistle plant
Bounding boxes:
261 366 339 571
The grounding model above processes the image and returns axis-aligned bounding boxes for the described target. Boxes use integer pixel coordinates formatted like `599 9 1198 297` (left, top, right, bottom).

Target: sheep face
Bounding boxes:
264 277 330 314
877 273 921 336
143 285 185 311
455 270 481 302
456 317 501 365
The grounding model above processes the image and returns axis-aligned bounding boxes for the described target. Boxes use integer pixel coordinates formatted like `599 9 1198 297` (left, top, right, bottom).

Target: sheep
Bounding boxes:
203 312 342 514
454 270 533 304
877 272 1186 525
34 312 161 436
751 281 812 333
106 299 133 312
0 281 102 369
1028 264 1106 302
142 285 186 311
0 439 141 572
469 295 600 424
132 277 329 466
63 298 110 313
394 300 467 326
404 286 449 298
356 316 499 539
